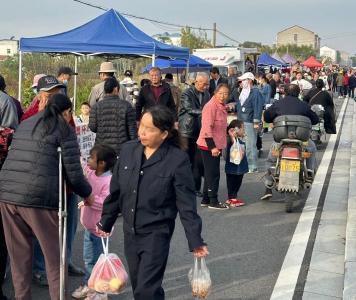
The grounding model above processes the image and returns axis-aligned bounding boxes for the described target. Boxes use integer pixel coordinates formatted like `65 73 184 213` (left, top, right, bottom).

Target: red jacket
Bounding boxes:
197 97 227 150
21 96 75 127
343 75 350 86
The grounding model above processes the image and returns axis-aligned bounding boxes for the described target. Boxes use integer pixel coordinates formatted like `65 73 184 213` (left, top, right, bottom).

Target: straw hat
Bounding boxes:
98 62 116 73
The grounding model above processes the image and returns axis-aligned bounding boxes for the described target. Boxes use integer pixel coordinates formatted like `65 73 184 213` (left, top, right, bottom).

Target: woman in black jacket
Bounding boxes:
97 105 208 300
304 79 336 134
0 94 93 300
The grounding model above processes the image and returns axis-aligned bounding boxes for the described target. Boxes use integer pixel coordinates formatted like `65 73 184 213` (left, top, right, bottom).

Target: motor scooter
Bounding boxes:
265 115 314 213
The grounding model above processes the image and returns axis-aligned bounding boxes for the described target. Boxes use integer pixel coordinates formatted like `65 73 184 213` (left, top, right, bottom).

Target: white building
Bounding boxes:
152 32 181 47
320 46 337 63
0 39 18 57
339 50 352 67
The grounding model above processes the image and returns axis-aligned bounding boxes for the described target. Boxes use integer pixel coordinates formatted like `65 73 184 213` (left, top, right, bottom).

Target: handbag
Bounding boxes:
229 138 244 165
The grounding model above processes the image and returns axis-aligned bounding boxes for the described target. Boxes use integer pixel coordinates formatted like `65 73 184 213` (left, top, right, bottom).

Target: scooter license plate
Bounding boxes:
281 160 300 172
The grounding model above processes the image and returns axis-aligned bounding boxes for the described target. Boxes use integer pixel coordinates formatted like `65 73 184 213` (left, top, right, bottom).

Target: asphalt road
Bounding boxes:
3 98 343 300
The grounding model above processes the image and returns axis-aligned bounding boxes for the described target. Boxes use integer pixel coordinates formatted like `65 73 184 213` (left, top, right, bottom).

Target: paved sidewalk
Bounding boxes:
270 97 349 300
302 99 353 299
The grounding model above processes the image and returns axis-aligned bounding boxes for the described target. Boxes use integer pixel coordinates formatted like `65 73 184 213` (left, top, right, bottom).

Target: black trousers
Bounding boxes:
124 226 174 300
200 149 220 205
226 174 244 199
0 212 7 299
183 137 204 191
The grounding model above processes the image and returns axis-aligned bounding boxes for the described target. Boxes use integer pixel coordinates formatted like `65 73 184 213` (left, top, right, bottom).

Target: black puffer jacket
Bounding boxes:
89 95 137 155
178 86 210 139
0 112 92 210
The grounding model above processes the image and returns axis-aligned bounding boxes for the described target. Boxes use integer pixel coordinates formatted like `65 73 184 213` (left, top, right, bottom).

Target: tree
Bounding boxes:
157 36 172 45
351 55 356 67
241 41 262 48
336 51 341 64
180 27 212 52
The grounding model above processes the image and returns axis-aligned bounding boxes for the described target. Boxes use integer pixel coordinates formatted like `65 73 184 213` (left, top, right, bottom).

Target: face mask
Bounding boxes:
242 80 250 89
62 79 68 85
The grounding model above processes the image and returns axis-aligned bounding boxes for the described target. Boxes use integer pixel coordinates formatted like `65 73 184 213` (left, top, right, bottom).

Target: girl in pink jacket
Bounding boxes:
197 83 229 210
72 145 117 300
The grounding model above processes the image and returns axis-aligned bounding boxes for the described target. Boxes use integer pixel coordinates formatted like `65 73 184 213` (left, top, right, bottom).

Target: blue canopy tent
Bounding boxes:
18 8 190 103
257 53 287 66
20 9 189 58
142 55 212 74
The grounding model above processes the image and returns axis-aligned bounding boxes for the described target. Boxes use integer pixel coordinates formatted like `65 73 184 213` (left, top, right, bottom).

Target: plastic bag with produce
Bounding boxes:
188 257 212 299
88 238 128 294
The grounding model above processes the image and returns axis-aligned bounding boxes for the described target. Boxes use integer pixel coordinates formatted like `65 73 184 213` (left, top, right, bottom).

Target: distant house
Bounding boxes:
320 46 351 66
0 39 18 57
276 25 320 51
320 46 337 63
152 32 181 47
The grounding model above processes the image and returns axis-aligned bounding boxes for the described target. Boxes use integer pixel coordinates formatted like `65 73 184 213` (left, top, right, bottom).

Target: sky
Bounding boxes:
2 0 356 54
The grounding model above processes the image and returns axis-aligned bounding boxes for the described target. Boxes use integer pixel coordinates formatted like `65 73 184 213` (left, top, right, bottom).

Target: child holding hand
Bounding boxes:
225 119 249 207
72 145 117 300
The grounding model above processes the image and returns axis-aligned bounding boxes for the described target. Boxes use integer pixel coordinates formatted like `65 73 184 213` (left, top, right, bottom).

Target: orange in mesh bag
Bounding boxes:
188 257 212 299
88 238 128 294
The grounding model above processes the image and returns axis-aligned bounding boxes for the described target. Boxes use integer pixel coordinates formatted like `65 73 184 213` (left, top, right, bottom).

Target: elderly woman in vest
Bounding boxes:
0 94 93 300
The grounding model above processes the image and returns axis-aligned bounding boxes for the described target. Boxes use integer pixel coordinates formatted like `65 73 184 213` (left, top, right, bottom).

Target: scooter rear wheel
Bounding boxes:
285 197 293 213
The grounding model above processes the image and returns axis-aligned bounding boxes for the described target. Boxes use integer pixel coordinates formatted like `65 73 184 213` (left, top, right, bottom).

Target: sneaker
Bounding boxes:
32 272 48 287
248 169 258 174
84 292 108 300
72 285 92 299
201 200 209 207
225 199 232 205
230 199 245 207
260 188 273 200
208 203 229 210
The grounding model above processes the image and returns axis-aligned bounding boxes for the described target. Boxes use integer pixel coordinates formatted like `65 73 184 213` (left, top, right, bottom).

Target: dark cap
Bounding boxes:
124 70 133 77
37 75 65 92
57 66 78 76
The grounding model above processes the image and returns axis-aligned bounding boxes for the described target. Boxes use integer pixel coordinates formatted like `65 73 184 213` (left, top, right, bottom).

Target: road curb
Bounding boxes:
344 100 356 300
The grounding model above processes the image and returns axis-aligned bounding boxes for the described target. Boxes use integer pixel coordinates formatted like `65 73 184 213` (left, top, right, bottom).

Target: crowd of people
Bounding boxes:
0 59 350 300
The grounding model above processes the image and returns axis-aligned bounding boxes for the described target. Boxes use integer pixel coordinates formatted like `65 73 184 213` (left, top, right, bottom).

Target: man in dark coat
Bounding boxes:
178 73 210 196
136 67 176 121
89 77 137 155
209 67 228 95
304 79 336 134
348 70 356 100
261 84 319 200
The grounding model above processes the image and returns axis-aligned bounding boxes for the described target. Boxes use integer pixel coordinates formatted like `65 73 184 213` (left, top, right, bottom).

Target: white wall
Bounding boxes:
320 46 337 62
0 40 18 56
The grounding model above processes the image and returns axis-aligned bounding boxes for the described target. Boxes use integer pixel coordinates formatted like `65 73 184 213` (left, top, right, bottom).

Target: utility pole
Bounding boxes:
213 23 216 48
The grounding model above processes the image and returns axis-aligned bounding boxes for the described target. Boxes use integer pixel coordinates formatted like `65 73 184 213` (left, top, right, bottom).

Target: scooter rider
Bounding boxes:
260 84 319 200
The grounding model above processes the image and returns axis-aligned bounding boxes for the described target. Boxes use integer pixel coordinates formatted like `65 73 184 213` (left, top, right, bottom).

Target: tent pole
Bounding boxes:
18 51 22 102
73 56 78 112
152 54 156 67
186 54 190 83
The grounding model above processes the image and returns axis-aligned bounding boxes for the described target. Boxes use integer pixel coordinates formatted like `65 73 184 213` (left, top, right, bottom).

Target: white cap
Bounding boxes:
238 72 255 81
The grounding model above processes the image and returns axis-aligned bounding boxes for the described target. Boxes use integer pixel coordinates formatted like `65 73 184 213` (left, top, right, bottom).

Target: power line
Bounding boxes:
72 0 241 44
